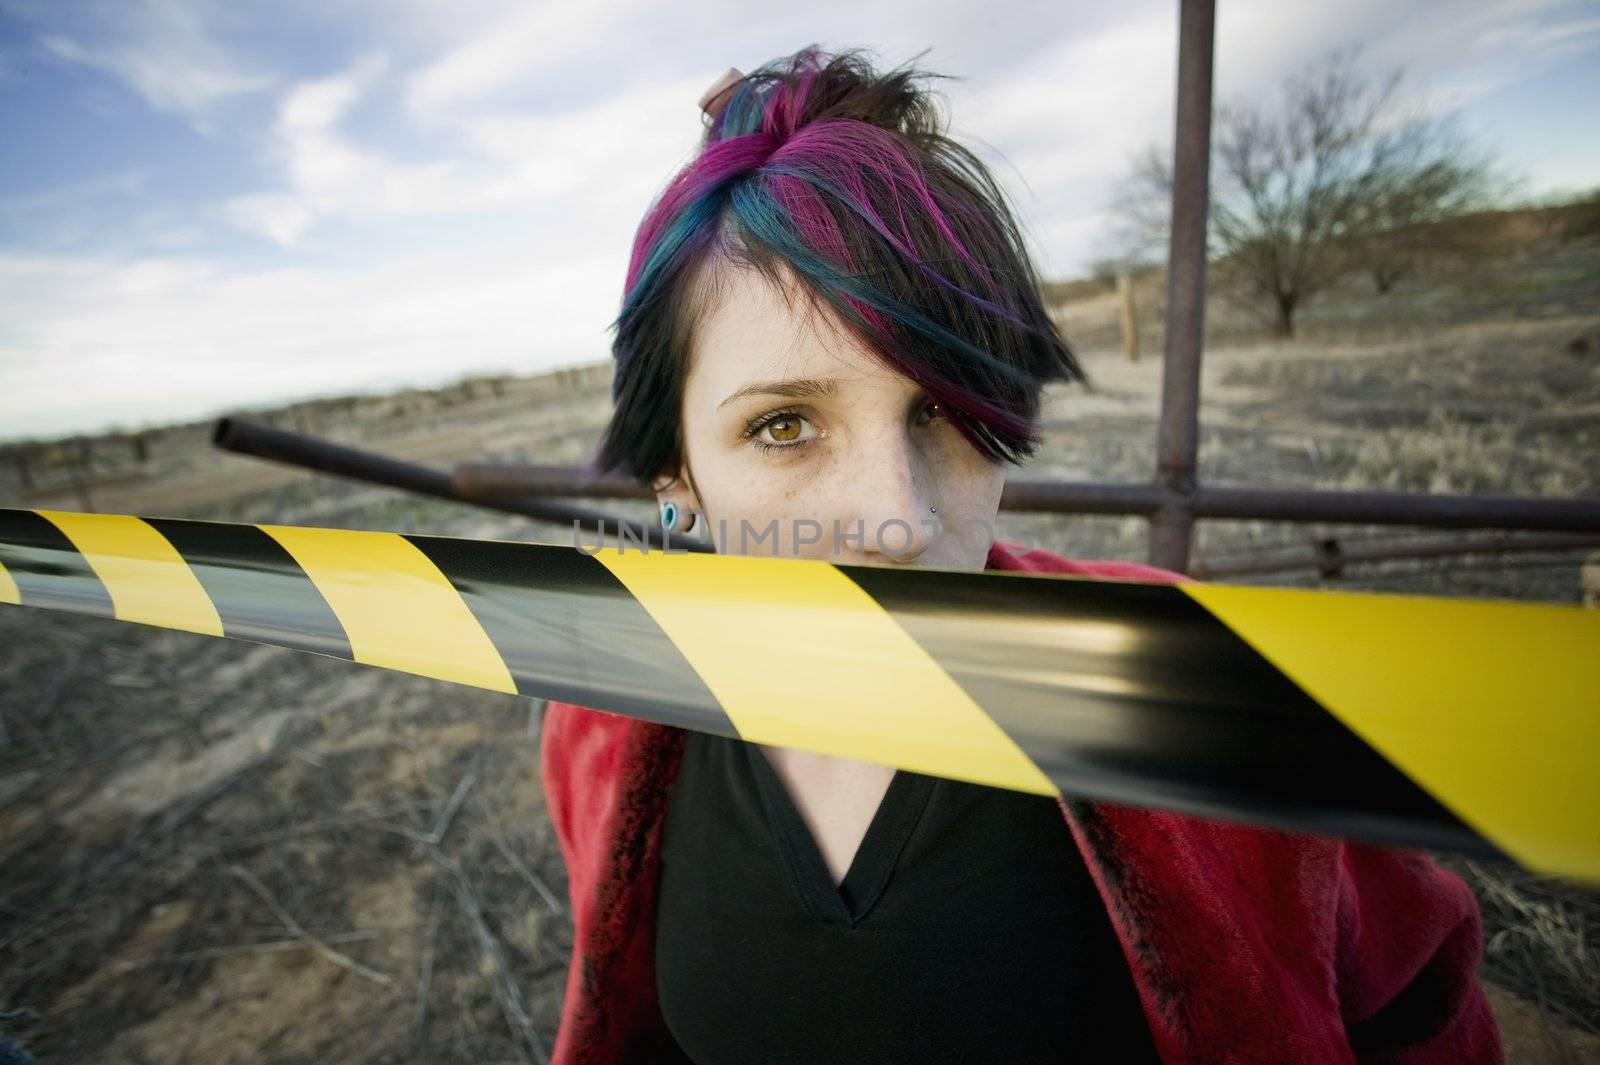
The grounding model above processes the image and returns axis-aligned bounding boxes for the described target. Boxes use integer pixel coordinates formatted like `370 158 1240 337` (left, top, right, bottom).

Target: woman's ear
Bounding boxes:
651 468 703 532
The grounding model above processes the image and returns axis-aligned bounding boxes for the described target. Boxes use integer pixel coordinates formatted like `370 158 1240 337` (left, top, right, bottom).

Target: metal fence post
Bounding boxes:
1150 0 1216 573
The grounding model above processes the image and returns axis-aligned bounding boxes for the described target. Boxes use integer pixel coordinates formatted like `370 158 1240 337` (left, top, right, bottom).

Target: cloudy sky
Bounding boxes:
1 0 1596 442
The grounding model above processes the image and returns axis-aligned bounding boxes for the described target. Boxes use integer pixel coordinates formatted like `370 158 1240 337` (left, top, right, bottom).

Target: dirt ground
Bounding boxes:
1 233 1597 1062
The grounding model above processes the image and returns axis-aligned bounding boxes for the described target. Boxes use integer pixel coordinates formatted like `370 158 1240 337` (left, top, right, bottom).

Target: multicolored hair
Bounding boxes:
594 44 1085 489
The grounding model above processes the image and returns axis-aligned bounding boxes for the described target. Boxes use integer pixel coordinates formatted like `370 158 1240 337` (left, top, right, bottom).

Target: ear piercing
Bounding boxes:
661 502 695 533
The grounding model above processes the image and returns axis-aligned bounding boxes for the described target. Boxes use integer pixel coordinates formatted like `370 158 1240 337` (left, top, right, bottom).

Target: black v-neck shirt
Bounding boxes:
654 729 1162 1064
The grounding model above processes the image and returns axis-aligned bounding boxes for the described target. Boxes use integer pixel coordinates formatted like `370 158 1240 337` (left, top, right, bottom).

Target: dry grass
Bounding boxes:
1448 857 1599 1033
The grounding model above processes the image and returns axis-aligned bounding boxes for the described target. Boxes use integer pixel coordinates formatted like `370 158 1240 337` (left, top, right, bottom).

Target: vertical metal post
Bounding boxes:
1149 0 1216 573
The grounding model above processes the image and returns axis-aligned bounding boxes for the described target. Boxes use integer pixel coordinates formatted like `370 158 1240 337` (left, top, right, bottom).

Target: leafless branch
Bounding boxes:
411 750 483 859
435 854 548 1065
412 878 443 1043
227 863 395 987
1107 49 1504 334
113 929 384 970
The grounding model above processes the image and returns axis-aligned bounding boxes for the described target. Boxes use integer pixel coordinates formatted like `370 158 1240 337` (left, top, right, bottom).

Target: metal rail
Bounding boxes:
1192 532 1600 580
452 462 1600 533
212 417 713 553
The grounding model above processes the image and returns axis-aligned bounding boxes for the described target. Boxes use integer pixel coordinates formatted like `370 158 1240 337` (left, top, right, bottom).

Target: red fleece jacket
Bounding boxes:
539 541 1504 1063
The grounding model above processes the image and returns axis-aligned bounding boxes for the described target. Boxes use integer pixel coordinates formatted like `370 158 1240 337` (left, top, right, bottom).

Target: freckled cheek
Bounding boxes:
927 439 983 492
941 454 1006 528
693 445 809 523
721 452 847 538
775 447 847 513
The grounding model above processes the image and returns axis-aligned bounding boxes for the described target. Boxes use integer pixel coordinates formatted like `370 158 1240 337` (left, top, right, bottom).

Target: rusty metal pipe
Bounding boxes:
211 418 713 552
450 463 1600 534
1192 533 1600 581
454 462 652 502
1188 486 1600 532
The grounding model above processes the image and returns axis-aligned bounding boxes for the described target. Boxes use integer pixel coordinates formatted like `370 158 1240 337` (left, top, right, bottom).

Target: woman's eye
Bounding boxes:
741 400 941 455
744 409 816 452
764 414 804 442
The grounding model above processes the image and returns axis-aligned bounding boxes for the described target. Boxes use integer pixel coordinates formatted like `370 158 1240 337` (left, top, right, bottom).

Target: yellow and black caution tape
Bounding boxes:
2 507 1597 882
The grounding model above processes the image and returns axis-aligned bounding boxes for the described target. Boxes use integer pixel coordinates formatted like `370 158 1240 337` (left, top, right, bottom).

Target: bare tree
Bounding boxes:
1104 144 1176 270
1347 118 1501 294
1214 56 1400 335
1110 52 1502 335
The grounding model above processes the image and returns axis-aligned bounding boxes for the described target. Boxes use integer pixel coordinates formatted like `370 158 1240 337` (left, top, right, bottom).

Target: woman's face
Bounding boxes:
655 263 1006 574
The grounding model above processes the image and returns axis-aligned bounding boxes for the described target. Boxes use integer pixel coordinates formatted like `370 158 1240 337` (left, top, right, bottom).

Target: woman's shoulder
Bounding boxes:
541 701 677 802
984 539 1193 585
1077 799 1481 956
539 701 692 935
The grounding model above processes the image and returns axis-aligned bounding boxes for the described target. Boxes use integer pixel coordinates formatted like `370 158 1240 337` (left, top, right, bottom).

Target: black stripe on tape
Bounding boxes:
404 535 736 735
840 564 1504 858
145 518 353 660
0 509 115 619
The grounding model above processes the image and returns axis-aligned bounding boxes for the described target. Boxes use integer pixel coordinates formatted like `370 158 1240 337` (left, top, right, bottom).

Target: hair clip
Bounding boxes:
698 67 744 123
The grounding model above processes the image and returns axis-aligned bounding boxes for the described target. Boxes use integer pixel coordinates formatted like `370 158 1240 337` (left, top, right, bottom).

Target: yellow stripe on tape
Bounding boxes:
38 511 222 636
260 525 515 694
0 557 18 605
1184 583 1600 877
592 548 1056 795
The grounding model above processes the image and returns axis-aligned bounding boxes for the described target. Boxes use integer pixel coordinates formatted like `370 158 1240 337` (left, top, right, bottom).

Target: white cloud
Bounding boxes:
1208 0 1590 117
404 0 636 119
220 193 316 246
221 53 704 245
461 75 707 199
273 53 389 211
0 168 147 217
38 0 272 132
0 240 620 439
219 52 447 243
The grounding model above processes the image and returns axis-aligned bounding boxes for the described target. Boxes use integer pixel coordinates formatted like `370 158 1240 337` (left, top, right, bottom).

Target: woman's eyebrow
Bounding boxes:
717 376 838 409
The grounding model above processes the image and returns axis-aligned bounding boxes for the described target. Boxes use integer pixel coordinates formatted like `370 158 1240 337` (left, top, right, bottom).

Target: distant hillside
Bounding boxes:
0 362 611 504
1042 192 1600 307
1041 193 1600 353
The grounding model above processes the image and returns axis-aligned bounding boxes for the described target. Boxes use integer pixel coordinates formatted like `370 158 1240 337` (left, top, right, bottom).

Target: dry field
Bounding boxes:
1 232 1597 1062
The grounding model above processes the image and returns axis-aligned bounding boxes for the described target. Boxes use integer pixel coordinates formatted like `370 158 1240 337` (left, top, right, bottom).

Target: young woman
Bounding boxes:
540 46 1503 1063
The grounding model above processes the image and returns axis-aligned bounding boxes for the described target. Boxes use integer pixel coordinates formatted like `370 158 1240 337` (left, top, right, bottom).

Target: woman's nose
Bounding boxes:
841 430 937 564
